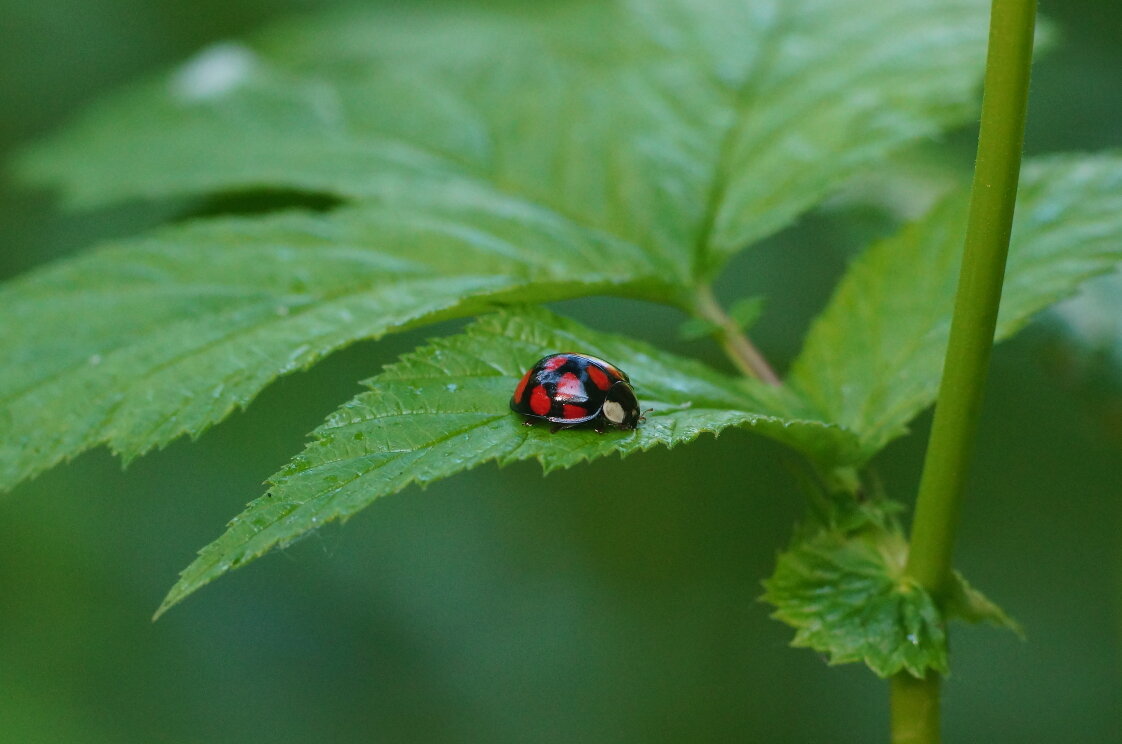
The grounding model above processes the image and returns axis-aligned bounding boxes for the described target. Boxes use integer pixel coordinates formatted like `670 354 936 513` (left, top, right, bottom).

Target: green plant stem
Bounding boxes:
694 286 780 384
892 0 1037 742
891 674 941 744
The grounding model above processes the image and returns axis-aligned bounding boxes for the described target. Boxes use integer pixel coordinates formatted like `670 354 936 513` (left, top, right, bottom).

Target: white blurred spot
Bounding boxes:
170 42 257 102
1052 272 1122 361
88 354 102 366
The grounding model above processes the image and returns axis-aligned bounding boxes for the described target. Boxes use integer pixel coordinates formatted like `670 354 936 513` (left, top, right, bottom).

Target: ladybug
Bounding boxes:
510 353 643 431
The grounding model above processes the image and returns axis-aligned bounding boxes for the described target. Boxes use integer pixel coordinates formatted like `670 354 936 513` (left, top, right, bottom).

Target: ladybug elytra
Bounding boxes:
510 353 643 431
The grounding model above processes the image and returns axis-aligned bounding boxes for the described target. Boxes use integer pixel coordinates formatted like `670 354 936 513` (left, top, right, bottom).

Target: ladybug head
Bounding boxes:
600 380 642 430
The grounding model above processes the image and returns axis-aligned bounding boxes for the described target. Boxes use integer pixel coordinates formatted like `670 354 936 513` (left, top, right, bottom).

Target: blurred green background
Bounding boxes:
1 1 1119 742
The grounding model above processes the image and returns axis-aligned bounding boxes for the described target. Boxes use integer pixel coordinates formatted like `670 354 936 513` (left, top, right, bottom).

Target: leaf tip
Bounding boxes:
151 585 189 622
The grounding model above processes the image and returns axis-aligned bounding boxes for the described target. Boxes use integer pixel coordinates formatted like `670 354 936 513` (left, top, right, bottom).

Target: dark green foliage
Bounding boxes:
764 517 950 678
790 155 1122 459
3 0 1121 679
2 0 1003 494
158 307 857 615
762 494 1021 678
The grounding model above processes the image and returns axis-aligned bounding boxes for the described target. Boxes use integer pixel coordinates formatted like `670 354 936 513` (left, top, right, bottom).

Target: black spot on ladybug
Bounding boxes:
510 352 644 431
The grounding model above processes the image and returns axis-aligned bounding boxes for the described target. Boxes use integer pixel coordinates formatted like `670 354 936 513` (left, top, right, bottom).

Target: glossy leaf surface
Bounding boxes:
790 154 1122 458
158 307 859 615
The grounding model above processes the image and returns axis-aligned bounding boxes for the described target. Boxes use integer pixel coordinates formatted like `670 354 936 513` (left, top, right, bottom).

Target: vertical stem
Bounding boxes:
891 0 1037 742
907 0 1036 610
891 674 941 744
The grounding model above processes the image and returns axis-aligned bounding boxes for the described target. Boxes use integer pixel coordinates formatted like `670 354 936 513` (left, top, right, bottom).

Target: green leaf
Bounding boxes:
20 0 992 280
677 316 723 342
789 154 1122 459
763 504 1023 677
946 570 1024 638
728 296 766 331
2 0 998 490
157 306 860 617
763 521 949 678
0 190 675 492
678 296 763 341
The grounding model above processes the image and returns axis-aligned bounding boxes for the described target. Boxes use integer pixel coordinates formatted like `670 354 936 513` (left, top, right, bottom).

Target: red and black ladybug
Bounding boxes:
510 353 643 431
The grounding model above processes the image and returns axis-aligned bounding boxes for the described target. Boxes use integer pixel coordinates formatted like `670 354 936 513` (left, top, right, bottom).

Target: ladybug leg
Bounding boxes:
550 423 565 434
522 419 535 427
